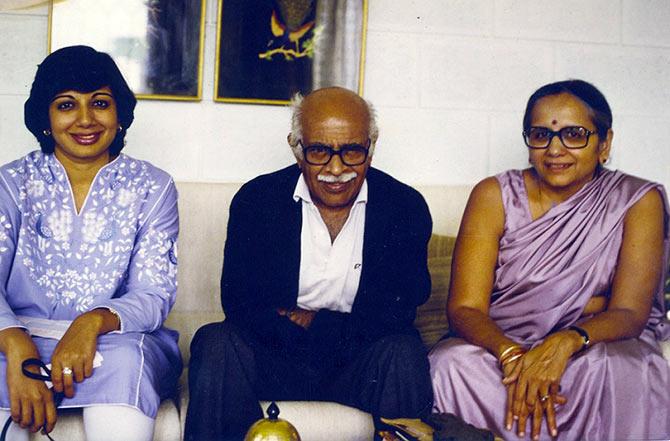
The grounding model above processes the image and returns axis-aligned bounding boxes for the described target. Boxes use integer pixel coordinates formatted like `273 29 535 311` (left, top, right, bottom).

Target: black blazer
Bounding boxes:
221 164 432 347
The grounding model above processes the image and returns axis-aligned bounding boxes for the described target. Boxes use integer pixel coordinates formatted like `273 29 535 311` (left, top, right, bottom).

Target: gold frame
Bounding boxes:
213 0 368 105
48 0 207 101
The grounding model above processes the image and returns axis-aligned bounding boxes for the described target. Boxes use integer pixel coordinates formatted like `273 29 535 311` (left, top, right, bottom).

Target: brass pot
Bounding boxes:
244 402 301 441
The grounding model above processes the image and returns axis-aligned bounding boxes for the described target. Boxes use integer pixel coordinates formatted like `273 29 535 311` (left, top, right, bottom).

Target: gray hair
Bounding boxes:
288 92 379 160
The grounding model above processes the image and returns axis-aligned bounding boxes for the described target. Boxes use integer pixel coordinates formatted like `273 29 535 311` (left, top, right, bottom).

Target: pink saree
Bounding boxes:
429 169 670 440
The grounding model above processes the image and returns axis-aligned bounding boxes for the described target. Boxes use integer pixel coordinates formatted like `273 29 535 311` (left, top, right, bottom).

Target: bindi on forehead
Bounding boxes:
551 119 558 125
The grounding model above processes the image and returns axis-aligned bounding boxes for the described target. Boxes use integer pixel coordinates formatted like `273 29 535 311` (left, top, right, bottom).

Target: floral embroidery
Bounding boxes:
46 209 73 242
134 228 178 292
26 179 45 198
3 152 178 314
0 215 12 258
82 212 108 244
117 188 138 207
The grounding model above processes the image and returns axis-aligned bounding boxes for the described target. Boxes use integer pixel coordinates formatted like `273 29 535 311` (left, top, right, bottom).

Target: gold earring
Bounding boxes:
42 129 51 136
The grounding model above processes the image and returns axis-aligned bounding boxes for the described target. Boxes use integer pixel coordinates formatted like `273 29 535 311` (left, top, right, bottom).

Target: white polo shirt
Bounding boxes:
292 175 367 313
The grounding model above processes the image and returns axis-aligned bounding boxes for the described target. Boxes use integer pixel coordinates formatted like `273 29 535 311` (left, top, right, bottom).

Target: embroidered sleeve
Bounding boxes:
0 173 27 332
96 179 179 333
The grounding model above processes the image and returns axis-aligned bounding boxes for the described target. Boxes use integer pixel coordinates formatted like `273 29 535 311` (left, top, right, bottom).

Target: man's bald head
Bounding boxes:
301 87 370 129
288 87 378 160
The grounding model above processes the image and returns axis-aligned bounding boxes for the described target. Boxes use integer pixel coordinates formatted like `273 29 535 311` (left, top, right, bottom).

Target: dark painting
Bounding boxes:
50 0 206 101
215 0 366 104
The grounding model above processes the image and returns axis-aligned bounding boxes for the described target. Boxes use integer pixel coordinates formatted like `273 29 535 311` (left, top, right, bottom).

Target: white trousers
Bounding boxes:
0 405 154 441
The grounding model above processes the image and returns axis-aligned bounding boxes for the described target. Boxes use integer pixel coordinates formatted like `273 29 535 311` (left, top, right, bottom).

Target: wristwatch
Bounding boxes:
568 325 590 352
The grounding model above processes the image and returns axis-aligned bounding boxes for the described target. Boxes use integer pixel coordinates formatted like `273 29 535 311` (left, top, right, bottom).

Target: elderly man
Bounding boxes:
184 87 433 440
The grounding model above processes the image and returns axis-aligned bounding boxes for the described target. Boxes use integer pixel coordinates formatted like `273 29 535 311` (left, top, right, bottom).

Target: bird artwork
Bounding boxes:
259 0 318 61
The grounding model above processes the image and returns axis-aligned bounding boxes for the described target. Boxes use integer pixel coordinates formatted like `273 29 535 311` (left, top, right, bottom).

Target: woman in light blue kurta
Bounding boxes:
0 46 181 441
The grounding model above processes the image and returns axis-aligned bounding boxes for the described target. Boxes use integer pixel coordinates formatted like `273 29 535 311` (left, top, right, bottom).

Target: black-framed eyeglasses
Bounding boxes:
300 139 371 166
523 126 596 149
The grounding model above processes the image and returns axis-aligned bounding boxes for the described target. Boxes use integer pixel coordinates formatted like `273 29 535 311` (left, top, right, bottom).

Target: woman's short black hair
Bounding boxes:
24 45 137 155
523 79 613 138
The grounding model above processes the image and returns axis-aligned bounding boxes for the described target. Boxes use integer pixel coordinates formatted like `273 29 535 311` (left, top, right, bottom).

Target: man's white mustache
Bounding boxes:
317 171 358 183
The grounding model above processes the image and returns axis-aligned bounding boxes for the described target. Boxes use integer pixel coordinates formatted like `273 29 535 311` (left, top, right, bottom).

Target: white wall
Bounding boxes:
1 1 669 190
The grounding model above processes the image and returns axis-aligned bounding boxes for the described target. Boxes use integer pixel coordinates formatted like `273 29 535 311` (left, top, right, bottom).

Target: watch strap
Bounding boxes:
568 325 590 351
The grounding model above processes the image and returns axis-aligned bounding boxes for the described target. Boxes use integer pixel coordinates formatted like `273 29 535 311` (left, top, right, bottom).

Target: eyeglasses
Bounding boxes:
523 126 596 149
300 139 370 166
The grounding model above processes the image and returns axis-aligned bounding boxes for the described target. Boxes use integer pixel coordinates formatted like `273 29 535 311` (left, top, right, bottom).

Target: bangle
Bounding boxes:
498 345 525 368
568 325 590 352
501 352 524 367
498 344 523 362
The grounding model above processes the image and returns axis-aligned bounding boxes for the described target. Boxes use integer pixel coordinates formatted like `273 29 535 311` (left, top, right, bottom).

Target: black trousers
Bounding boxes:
184 320 433 441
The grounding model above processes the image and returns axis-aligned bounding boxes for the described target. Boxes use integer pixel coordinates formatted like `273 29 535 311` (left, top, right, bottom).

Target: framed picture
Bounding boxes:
214 0 368 105
49 0 206 101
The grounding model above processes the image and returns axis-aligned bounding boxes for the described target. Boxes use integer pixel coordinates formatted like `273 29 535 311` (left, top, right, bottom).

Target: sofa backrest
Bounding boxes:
166 180 473 361
419 234 456 347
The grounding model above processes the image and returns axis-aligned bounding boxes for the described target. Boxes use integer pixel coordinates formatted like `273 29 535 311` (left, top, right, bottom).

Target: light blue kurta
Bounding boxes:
0 151 181 418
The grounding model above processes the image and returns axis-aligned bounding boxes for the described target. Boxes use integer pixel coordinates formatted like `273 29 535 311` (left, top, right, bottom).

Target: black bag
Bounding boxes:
426 413 495 441
377 413 495 441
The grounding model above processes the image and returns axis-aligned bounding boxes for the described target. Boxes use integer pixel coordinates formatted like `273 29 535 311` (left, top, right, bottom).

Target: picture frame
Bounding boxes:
214 0 368 105
49 0 207 101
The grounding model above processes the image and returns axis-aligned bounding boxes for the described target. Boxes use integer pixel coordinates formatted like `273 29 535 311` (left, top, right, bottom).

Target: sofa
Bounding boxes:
26 181 670 440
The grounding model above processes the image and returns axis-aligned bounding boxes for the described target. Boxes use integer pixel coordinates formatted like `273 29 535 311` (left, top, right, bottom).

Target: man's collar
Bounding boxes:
292 173 368 205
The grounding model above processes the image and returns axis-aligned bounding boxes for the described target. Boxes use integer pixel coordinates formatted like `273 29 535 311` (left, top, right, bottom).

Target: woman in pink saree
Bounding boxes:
429 80 670 440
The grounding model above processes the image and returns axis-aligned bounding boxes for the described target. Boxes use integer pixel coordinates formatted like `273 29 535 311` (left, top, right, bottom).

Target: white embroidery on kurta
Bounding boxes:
6 153 177 313
0 215 11 255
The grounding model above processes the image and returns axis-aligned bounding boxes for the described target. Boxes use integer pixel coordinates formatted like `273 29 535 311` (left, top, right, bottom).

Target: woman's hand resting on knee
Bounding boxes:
50 309 120 398
501 331 581 439
0 328 57 434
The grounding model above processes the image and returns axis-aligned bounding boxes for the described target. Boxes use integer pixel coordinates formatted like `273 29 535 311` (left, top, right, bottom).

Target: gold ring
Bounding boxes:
540 395 549 403
62 367 73 376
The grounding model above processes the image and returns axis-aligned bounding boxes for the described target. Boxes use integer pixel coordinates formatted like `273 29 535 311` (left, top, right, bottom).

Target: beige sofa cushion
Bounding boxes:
415 235 455 349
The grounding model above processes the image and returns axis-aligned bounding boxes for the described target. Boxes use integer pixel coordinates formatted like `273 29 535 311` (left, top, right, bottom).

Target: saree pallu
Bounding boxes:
430 169 670 440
